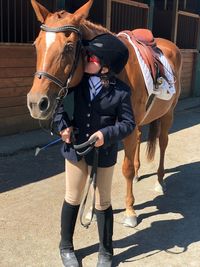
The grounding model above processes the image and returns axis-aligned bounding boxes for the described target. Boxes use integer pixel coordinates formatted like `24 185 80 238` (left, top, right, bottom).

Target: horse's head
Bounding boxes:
27 0 93 120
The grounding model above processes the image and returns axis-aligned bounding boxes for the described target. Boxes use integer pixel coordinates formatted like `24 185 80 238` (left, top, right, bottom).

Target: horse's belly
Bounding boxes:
139 96 175 125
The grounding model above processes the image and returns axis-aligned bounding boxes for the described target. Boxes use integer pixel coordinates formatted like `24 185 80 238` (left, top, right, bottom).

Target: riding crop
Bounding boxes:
35 137 62 156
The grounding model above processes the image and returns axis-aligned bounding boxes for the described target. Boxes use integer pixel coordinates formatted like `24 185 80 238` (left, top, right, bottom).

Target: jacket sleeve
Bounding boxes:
53 104 72 132
53 87 76 132
100 90 135 146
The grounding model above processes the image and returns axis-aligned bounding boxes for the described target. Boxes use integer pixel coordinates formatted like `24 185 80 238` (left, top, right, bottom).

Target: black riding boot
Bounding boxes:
95 206 113 267
59 201 80 267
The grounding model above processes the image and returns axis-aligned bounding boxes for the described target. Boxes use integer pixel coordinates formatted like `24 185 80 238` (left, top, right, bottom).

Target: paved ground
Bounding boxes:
0 97 200 267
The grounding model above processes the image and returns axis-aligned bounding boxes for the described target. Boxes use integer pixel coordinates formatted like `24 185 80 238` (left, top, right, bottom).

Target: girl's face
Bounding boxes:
84 54 102 74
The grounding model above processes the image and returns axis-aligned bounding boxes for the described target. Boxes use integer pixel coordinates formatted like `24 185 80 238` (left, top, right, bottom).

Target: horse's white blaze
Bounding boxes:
42 32 56 70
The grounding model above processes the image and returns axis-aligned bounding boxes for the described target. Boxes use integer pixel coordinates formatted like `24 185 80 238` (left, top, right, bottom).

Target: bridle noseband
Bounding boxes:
35 24 82 132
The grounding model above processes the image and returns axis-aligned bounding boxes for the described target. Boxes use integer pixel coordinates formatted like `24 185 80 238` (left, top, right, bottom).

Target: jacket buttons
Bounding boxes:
86 123 90 127
88 104 91 107
87 113 91 117
86 133 89 137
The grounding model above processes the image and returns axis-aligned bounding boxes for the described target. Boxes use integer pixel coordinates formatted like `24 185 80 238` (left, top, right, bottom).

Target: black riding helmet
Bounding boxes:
83 33 129 74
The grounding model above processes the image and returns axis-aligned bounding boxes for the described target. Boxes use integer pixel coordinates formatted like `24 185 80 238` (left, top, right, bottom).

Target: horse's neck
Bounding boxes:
81 20 111 39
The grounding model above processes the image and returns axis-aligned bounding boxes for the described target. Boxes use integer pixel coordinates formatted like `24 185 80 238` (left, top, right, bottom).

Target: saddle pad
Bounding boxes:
118 32 176 101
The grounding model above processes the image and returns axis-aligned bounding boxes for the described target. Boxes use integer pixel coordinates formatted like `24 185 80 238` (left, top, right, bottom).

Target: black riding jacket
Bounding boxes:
54 75 135 167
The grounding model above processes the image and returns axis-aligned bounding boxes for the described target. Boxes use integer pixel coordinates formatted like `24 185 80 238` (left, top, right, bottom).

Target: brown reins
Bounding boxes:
35 133 99 229
73 136 99 229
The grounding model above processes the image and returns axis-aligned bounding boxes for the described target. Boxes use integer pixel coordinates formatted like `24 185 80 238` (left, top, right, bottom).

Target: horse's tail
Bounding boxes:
146 119 160 161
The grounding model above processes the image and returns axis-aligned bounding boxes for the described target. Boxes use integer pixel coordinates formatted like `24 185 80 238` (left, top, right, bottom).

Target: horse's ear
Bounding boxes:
73 0 93 23
31 0 51 23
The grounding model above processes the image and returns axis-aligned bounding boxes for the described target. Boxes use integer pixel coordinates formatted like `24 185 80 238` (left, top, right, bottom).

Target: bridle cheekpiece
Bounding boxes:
35 24 82 98
35 23 82 133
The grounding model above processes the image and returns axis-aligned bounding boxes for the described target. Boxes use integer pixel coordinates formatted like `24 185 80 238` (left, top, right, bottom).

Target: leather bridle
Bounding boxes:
35 24 82 132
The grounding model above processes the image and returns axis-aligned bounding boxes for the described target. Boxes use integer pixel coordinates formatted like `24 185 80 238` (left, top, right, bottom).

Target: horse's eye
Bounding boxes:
63 43 74 54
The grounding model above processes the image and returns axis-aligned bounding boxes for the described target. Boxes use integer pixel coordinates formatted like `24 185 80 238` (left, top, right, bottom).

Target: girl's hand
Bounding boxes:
89 130 104 147
60 127 73 143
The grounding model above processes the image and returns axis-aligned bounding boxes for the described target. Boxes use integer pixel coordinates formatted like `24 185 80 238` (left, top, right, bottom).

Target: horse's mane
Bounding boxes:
50 10 112 40
81 19 113 40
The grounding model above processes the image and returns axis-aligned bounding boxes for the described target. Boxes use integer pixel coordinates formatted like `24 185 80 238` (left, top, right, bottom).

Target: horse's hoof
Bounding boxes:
85 210 97 221
155 181 166 194
133 175 139 183
123 215 137 228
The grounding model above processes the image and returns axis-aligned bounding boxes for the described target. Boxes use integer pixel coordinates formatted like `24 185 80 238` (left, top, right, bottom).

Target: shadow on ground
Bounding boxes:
0 145 64 193
75 161 200 266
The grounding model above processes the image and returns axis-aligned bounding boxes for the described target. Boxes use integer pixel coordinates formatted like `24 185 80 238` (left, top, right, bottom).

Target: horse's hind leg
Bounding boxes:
155 108 174 193
122 131 138 227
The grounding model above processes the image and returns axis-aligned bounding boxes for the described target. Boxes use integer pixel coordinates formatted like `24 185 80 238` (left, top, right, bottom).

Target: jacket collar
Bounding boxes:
92 84 114 102
81 75 116 102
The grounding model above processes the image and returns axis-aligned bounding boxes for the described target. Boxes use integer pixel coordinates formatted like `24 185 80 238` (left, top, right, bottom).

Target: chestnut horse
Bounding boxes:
27 0 182 227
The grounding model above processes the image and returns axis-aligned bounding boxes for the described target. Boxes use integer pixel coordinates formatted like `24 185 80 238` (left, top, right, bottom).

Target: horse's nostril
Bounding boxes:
39 97 49 111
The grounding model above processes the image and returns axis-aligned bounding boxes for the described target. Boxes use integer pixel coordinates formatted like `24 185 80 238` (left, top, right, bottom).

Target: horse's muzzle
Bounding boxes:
27 93 52 120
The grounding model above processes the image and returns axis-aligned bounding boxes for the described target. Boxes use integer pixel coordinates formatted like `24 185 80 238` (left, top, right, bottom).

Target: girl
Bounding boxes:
54 33 135 267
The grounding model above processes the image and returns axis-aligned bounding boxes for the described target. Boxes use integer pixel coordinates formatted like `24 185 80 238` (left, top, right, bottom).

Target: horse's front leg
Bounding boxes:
133 126 142 183
122 132 138 227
